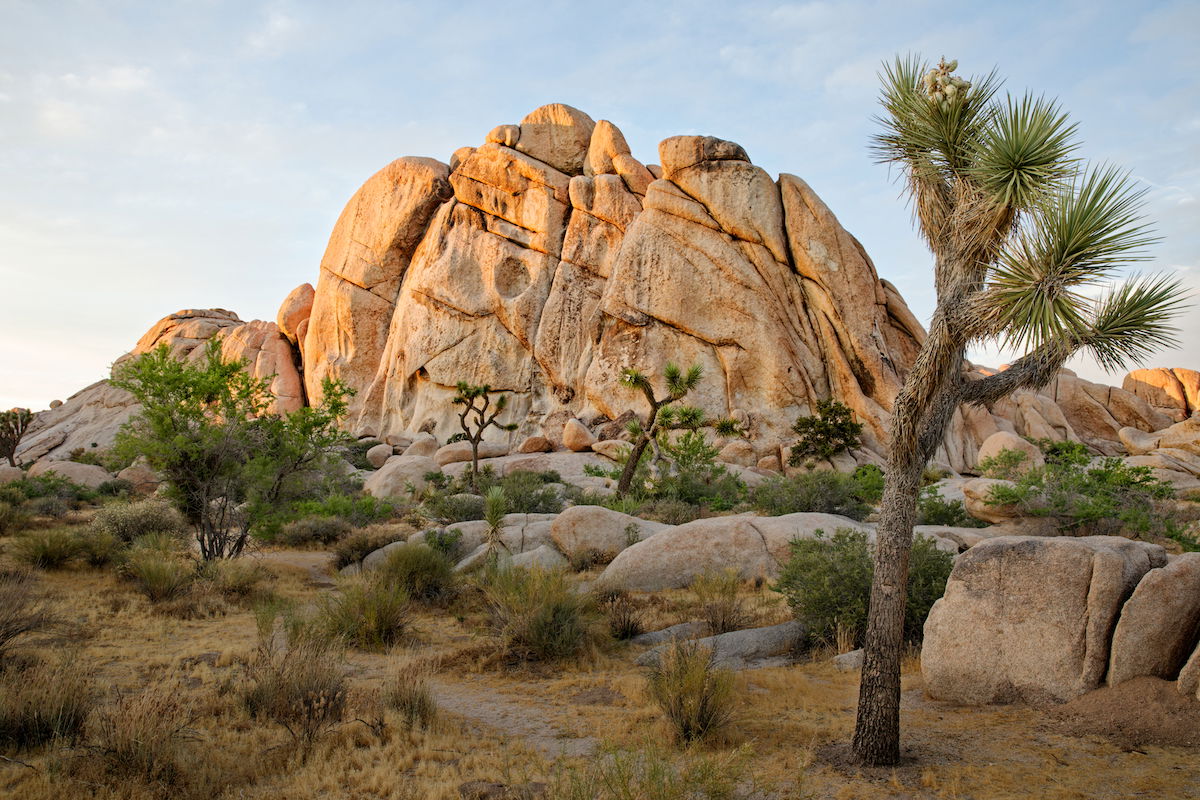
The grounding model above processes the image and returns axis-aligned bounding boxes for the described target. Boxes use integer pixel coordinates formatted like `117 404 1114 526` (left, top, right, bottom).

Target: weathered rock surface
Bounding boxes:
635 620 806 670
366 443 395 469
28 459 113 489
1124 368 1200 422
598 513 871 591
402 433 439 458
362 455 440 498
15 381 138 464
974 431 1044 474
410 513 558 559
0 466 26 484
961 478 1021 524
434 441 508 466
277 283 315 346
922 536 1167 704
116 462 160 494
549 505 669 563
562 419 596 452
630 621 707 647
1108 553 1200 686
509 544 570 570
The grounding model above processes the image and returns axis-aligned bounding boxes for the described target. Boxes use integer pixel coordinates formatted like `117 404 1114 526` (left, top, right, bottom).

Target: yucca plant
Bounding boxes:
854 55 1188 766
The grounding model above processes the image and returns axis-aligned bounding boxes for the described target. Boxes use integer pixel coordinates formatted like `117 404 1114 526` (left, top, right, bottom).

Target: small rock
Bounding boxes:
516 435 554 454
562 419 597 452
630 621 706 646
718 440 756 467
366 443 395 469
591 439 630 461
403 433 439 458
832 649 864 672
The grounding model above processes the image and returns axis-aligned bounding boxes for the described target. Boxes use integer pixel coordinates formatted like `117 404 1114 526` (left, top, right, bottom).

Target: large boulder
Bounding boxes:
1123 368 1200 422
116 462 160 494
28 459 113 489
434 441 509 466
276 283 315 347
366 443 395 469
974 431 1044 474
362 455 440 499
921 536 1167 704
598 512 871 591
1108 553 1200 686
0 466 25 484
549 505 669 563
562 419 596 452
514 103 596 176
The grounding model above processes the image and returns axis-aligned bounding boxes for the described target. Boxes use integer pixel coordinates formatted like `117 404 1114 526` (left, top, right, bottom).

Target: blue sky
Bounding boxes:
1 0 1197 409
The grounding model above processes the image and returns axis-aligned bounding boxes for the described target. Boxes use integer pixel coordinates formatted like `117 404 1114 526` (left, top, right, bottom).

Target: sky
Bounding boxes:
1 0 1197 410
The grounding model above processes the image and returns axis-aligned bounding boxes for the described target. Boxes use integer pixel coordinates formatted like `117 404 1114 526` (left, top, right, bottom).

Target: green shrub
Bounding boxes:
491 470 564 514
316 574 410 650
11 528 81 569
750 471 872 520
654 431 746 510
278 516 352 547
341 438 383 471
773 527 953 648
638 498 703 525
915 485 986 527
123 549 195 602
789 399 863 465
645 640 735 744
690 569 752 635
90 498 184 544
422 491 485 523
0 570 55 659
289 493 395 528
0 501 29 535
25 495 72 519
852 464 885 504
0 652 93 749
977 447 1030 480
78 530 122 567
332 526 406 570
377 543 455 603
481 566 606 661
425 527 464 561
96 478 135 498
6 474 96 506
987 452 1179 538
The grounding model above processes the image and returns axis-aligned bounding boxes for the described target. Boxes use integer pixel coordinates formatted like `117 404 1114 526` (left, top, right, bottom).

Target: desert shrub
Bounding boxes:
750 471 872 520
788 399 863 465
332 526 407 570
0 652 93 749
638 498 703 525
316 574 410 650
123 549 195 602
11 528 81 568
90 497 185 544
7 474 96 506
852 464 885 504
96 478 134 498
25 495 71 519
197 558 270 600
0 501 29 534
381 660 438 730
78 530 122 567
550 743 754 800
91 683 191 786
0 570 55 659
241 620 347 748
601 591 645 641
481 565 606 661
654 430 746 511
377 542 455 603
988 452 1180 538
422 491 486 523
774 527 953 647
567 489 646 517
278 515 352 547
977 447 1030 480
290 493 395 528
341 438 382 470
915 485 985 527
645 640 735 744
491 469 564 514
425 527 464 561
690 569 752 635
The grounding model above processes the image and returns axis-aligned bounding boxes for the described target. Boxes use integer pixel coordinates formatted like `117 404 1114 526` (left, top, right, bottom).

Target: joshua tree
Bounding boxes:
452 383 518 492
853 56 1187 765
615 364 741 496
1 408 33 467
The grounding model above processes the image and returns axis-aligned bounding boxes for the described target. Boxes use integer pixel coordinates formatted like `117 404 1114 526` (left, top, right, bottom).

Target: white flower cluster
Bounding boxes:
922 57 970 112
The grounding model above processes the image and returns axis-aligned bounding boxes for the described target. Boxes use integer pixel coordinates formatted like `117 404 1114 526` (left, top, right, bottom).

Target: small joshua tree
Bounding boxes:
615 364 741 497
452 383 518 492
1 408 33 467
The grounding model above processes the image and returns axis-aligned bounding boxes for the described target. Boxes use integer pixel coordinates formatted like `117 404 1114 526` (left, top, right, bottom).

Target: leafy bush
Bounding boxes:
377 543 455 603
289 493 395 528
0 570 55 659
24 495 70 519
690 569 753 635
0 652 93 749
5 474 96 506
340 438 383 471
278 515 352 547
638 498 703 525
422 491 485 523
645 640 735 743
11 528 81 569
915 485 985 527
241 621 347 748
316 574 410 650
91 498 184 544
78 530 122 567
987 452 1180 538
852 464 885 504
789 399 863 465
977 447 1030 480
750 471 873 520
332 526 406 570
481 566 606 661
423 469 563 522
773 527 953 647
425 527 464 561
654 431 746 511
123 549 195 602
96 478 134 498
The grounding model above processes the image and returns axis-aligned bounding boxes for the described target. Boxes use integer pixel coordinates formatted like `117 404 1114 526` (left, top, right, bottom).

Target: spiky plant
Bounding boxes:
482 486 508 563
854 55 1187 766
1 408 33 468
451 383 519 492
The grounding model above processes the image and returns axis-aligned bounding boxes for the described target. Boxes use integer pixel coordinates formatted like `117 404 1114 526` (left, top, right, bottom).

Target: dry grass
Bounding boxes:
0 533 1196 800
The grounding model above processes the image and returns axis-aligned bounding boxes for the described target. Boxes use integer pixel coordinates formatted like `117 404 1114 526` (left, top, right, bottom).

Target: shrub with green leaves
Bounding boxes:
645 640 735 744
481 565 606 661
332 526 407 570
915 485 986 527
11 528 81 569
278 515 352 547
91 498 185 544
377 542 455 603
773 527 953 647
7 474 96 506
425 527 463 561
788 399 863 465
750 471 873 520
0 501 29 535
852 464 885 504
289 493 395 528
986 449 1183 540
977 447 1030 480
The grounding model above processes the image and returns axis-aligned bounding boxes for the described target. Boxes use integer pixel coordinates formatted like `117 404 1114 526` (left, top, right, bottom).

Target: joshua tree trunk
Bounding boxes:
616 435 652 496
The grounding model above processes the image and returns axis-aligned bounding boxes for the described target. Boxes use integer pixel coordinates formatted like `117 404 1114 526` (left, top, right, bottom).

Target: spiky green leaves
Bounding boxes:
970 94 1078 208
1085 275 1188 371
664 363 703 399
983 165 1160 351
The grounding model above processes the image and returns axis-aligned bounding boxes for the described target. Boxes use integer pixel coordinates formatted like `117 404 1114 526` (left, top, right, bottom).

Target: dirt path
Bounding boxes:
252 549 337 587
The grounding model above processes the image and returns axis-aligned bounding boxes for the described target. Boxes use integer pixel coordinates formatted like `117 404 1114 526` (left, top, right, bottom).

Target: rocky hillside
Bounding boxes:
15 104 1197 481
